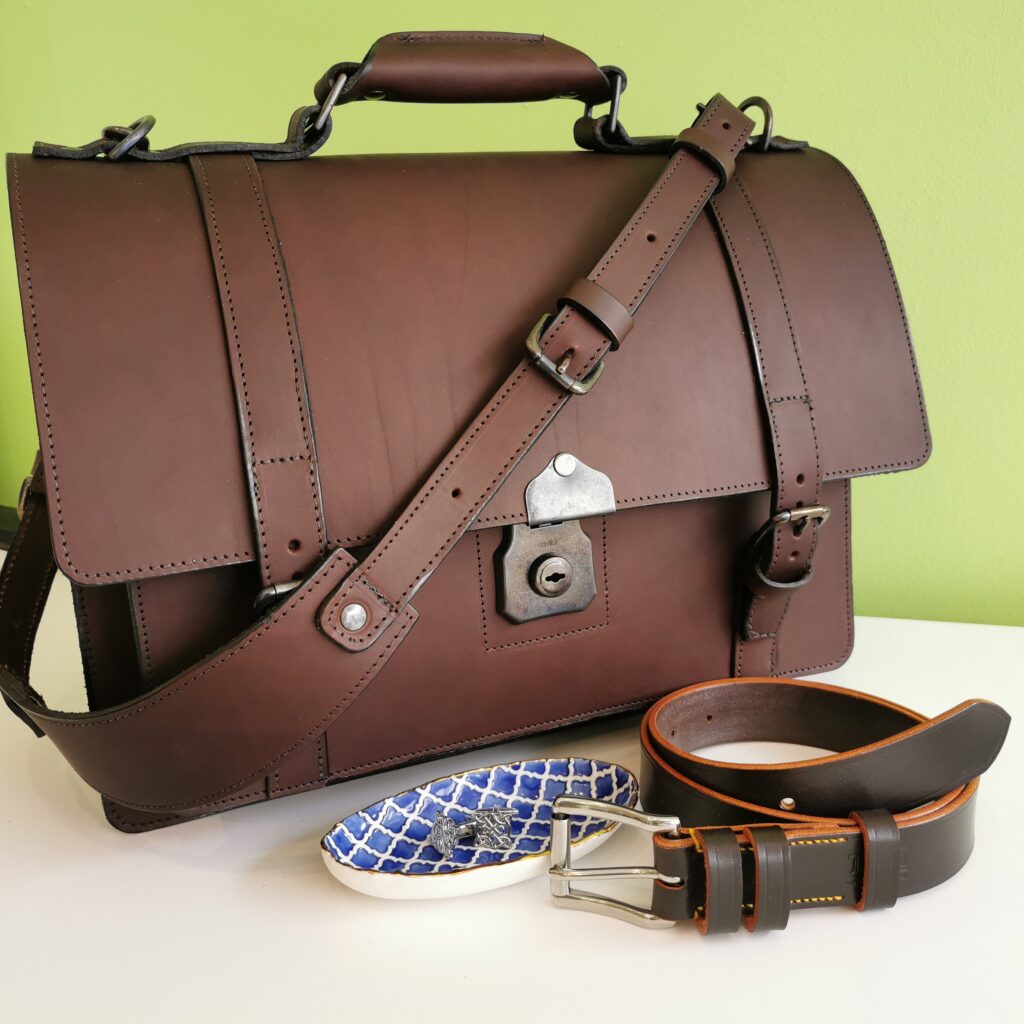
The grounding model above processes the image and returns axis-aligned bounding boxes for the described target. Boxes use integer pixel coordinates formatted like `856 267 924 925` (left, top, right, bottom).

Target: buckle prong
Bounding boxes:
549 795 680 928
770 503 831 529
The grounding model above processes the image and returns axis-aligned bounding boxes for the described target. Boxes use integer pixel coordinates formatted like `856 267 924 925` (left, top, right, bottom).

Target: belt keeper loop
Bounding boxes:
558 278 634 350
741 825 792 933
850 809 901 912
694 827 744 935
673 125 736 193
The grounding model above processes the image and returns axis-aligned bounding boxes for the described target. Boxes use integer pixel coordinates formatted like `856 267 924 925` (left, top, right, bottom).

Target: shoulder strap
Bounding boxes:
0 97 753 814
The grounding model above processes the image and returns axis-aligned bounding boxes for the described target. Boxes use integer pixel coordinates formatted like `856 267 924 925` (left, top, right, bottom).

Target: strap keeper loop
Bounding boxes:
741 825 792 932
851 809 901 912
694 827 745 935
673 125 736 192
558 278 634 350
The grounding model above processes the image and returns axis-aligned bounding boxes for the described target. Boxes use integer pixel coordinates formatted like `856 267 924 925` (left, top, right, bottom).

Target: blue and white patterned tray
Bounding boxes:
322 758 638 899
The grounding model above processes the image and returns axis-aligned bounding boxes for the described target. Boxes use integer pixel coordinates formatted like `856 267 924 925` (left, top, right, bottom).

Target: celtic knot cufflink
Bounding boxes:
429 807 515 858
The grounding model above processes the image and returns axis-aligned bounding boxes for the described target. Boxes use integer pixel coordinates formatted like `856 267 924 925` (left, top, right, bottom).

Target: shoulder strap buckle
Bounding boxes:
524 315 606 395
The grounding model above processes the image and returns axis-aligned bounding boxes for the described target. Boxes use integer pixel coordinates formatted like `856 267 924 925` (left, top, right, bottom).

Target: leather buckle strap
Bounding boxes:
708 172 827 675
316 95 752 654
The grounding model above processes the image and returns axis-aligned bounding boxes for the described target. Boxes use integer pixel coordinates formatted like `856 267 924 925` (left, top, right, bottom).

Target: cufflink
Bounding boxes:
429 808 515 858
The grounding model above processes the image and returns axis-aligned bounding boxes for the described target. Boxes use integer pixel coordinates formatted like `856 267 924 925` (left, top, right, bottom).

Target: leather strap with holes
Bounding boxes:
189 154 327 590
315 94 754 651
639 677 1009 933
708 177 825 677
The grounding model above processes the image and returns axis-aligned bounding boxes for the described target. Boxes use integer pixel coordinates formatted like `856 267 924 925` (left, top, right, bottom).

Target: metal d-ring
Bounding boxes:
313 72 349 133
740 96 774 153
105 116 156 161
583 66 626 136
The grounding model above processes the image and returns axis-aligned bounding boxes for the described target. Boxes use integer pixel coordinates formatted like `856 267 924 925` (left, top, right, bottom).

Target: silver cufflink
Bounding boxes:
429 807 515 858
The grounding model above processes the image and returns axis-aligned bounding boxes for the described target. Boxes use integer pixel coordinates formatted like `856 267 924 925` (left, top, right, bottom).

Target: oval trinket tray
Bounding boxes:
322 757 638 899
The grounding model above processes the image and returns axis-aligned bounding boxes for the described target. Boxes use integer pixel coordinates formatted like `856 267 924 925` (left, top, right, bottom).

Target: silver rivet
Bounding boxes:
531 556 574 597
779 796 796 811
553 453 577 477
340 602 368 632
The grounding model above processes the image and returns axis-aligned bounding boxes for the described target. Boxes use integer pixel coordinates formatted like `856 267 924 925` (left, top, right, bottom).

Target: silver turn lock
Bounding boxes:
496 453 615 625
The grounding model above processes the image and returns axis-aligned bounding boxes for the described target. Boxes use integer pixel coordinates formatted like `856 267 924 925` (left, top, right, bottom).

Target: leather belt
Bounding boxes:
549 677 1009 933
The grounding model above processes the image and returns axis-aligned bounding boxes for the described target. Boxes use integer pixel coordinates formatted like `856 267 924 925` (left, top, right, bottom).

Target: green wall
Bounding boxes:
1 0 1020 625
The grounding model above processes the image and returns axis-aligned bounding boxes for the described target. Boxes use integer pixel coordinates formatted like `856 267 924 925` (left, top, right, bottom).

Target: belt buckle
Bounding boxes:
524 315 605 395
548 795 681 928
745 503 831 591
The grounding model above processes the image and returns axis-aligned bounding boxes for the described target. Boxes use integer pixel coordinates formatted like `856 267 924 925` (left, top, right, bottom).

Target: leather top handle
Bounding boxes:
313 32 616 108
30 31 627 163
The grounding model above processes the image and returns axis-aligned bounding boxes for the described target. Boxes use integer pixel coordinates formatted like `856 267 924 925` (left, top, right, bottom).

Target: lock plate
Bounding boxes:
496 453 614 625
496 521 597 624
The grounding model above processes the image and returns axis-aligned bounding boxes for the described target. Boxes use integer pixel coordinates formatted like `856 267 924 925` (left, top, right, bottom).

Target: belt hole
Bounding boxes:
451 488 462 499
789 549 799 560
288 538 302 552
796 473 805 485
722 120 732 130
646 232 657 242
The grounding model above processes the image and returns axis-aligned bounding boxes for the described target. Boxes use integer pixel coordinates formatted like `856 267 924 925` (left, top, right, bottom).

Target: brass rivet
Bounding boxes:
779 796 797 811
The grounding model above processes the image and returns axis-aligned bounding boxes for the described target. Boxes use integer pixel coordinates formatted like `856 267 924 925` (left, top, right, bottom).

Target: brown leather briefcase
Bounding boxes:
0 32 929 831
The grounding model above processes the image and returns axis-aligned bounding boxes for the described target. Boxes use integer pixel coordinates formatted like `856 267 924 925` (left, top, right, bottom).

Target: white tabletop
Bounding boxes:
0 553 1020 1024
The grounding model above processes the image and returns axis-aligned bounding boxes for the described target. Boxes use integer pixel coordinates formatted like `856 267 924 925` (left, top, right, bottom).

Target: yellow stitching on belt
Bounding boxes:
791 895 843 903
790 837 847 845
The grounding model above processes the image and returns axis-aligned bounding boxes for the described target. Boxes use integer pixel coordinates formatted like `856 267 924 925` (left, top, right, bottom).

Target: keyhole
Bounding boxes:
531 556 573 597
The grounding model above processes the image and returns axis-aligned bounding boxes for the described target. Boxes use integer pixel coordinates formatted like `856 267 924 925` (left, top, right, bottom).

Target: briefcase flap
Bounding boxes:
6 145 929 585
